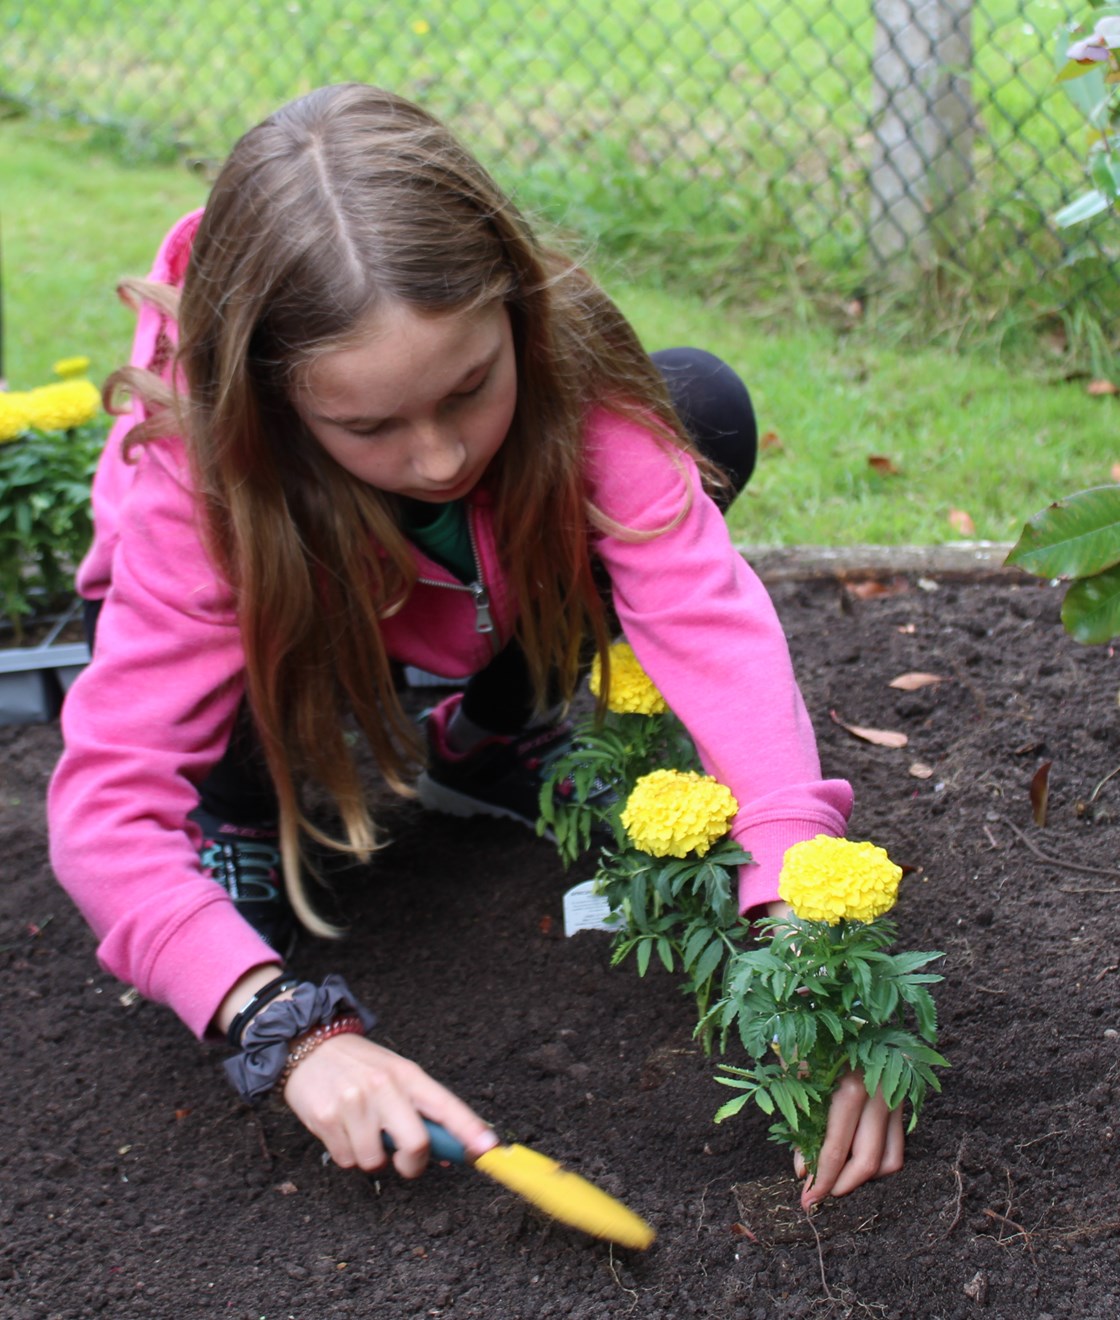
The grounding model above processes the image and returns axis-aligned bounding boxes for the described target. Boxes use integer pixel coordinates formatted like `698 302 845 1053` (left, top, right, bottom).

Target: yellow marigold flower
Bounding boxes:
52 356 91 379
25 379 101 432
589 641 668 716
621 768 738 858
0 391 34 443
778 835 902 925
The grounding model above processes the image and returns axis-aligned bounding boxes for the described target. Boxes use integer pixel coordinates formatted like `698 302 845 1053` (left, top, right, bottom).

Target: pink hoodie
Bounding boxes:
48 213 852 1039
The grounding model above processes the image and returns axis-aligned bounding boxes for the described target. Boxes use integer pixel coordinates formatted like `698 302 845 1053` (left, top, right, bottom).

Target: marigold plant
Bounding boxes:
706 837 947 1176
539 641 697 865
541 652 948 1172
589 642 669 716
541 649 751 1043
778 835 902 924
621 768 737 859
0 361 107 634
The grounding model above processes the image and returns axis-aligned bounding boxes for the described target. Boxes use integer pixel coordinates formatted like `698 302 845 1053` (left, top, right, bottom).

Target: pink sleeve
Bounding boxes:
49 439 279 1039
584 409 853 913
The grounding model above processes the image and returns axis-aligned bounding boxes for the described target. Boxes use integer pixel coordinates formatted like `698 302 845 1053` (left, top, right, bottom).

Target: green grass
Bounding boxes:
0 0 1107 297
615 283 1119 546
1 117 208 389
5 113 1117 548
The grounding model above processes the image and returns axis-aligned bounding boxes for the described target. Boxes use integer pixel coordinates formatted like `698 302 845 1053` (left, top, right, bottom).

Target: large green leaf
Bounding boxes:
1006 486 1120 579
1062 562 1120 643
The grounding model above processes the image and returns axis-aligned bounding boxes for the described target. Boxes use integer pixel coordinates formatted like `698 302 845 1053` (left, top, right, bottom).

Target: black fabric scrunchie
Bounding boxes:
223 974 377 1105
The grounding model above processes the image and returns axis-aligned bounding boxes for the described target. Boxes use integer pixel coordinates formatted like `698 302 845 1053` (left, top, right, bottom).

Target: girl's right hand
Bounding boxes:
280 1032 499 1178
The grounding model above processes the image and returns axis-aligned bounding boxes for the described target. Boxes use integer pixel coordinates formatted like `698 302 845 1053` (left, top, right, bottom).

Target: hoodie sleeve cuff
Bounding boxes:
734 811 851 918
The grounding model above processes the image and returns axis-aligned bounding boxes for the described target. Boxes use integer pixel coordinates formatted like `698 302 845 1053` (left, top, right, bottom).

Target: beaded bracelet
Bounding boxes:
223 974 377 1105
277 1013 366 1094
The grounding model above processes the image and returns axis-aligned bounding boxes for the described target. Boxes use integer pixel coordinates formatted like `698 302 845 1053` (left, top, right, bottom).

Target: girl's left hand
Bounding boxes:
795 1069 905 1209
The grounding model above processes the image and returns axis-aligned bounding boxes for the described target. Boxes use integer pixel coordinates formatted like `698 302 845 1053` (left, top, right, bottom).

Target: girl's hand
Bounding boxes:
760 909 906 1208
795 1069 905 1209
281 1032 499 1178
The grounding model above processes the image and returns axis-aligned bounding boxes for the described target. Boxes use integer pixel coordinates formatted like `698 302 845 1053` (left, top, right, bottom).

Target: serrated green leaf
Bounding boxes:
860 1042 887 1097
769 1080 803 1132
636 939 652 976
1062 563 1120 643
901 985 939 1040
793 1012 818 1057
683 923 710 968
713 1093 755 1124
889 950 946 975
656 936 674 973
693 937 726 989
881 1050 905 1108
817 1008 845 1043
1006 486 1120 579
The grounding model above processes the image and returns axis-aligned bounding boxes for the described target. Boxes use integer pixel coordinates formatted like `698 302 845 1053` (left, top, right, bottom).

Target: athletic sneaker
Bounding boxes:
192 807 297 959
416 692 614 834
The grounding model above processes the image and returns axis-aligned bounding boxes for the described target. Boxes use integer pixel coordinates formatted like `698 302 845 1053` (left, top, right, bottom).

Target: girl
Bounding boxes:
49 84 903 1209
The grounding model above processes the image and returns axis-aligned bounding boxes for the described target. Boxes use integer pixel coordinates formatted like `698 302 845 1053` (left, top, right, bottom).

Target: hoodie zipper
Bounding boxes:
415 507 499 653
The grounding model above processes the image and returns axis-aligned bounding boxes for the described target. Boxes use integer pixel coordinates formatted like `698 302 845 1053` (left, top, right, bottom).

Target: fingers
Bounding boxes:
282 1034 495 1179
799 1072 906 1209
800 1071 864 1207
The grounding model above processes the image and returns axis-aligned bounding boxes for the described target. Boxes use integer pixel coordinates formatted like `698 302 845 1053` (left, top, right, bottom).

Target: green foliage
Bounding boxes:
1003 11 1120 646
540 704 750 1050
540 680 948 1169
594 834 754 1051
705 915 948 1173
0 419 107 635
1051 7 1120 228
1007 486 1120 643
538 706 698 868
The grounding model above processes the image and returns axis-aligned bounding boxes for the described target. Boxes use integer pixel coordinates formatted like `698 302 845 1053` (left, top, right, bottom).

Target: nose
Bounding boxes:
412 423 467 487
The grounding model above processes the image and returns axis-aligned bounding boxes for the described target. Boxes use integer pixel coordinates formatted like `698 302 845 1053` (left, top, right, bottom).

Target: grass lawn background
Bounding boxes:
3 113 1117 548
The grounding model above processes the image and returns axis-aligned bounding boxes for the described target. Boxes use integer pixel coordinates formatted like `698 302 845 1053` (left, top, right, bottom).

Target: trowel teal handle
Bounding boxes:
383 1118 468 1164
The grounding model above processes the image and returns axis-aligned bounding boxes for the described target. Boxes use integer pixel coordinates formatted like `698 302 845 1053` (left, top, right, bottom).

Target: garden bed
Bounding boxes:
1 569 1118 1319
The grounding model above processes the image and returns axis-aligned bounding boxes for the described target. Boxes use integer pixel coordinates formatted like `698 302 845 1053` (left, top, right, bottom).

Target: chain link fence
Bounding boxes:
4 1 1118 338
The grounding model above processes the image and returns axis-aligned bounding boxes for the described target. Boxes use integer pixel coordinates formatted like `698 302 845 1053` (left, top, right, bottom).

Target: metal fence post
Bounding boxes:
869 0 976 274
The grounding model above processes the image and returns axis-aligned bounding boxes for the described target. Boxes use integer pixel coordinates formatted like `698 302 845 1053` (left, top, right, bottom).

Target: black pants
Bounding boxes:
86 348 756 822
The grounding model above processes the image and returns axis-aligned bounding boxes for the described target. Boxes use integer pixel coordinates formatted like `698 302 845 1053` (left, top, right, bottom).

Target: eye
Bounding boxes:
453 370 490 401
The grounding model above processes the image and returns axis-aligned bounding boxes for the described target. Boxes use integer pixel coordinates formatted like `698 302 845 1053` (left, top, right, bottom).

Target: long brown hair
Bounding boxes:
109 84 697 935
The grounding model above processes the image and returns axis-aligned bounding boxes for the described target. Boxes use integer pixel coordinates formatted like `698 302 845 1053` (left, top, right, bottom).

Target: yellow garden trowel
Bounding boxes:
387 1119 655 1249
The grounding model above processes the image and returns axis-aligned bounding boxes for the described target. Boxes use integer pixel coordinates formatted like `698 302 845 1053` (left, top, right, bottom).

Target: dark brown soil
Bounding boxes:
2 570 1119 1320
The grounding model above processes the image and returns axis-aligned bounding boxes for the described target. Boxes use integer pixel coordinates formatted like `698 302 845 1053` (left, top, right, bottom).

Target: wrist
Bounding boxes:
213 963 288 1040
222 974 377 1106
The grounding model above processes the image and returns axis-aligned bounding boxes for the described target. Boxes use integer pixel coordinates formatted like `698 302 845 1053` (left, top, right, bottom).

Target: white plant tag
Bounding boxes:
563 879 623 936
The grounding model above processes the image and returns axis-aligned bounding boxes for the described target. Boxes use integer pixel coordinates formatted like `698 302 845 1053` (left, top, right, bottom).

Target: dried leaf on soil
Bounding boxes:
889 672 945 691
1031 760 1052 827
829 709 909 748
843 576 909 600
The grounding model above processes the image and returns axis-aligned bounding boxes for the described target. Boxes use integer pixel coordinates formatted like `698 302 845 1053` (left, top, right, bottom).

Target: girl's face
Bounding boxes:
295 301 517 502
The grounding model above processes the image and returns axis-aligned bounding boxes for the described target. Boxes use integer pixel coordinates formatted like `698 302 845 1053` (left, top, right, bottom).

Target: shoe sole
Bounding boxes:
415 772 555 841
